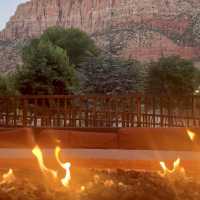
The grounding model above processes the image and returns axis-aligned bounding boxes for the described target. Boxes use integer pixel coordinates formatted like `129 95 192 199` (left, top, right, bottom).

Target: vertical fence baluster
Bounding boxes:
22 97 27 127
136 95 141 127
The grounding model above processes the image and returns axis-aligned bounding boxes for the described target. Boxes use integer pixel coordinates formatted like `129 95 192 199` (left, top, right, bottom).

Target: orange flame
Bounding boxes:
80 185 86 192
55 146 71 187
186 129 196 141
1 169 16 184
159 158 185 177
32 146 57 179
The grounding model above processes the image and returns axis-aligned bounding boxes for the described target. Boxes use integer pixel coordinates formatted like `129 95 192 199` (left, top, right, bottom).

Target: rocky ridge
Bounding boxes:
0 41 22 73
1 0 200 72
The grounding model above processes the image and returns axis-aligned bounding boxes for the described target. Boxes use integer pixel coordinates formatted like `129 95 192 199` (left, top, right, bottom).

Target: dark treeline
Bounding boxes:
0 27 200 97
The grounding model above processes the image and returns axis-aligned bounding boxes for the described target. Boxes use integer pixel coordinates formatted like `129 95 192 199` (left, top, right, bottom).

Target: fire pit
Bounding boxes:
0 145 200 200
0 128 200 199
0 167 200 200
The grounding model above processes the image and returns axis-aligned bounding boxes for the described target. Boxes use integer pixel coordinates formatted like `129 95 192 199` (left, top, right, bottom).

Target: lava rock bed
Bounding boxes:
0 169 200 200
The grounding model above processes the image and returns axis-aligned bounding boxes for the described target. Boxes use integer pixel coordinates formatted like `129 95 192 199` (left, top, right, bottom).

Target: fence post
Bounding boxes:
22 98 28 127
192 96 196 127
168 98 172 127
85 98 89 128
160 97 164 127
152 96 156 127
136 96 142 127
5 97 9 126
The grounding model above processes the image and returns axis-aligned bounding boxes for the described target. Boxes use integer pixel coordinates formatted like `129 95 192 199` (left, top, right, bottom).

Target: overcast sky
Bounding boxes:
0 0 28 30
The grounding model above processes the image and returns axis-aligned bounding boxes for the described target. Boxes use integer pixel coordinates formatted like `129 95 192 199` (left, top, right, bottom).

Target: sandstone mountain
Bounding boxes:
1 0 200 72
0 41 22 73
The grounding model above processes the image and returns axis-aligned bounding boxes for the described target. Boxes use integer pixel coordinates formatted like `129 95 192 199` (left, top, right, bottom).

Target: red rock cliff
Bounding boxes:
1 0 200 61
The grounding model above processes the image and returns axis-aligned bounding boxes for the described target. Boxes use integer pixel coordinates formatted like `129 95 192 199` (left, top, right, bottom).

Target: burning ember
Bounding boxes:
1 169 16 184
0 168 198 200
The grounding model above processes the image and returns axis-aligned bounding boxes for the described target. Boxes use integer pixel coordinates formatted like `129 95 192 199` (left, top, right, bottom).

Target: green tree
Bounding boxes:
41 27 98 66
0 75 8 95
16 27 98 95
16 39 77 95
79 54 145 94
0 73 18 95
145 56 198 97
